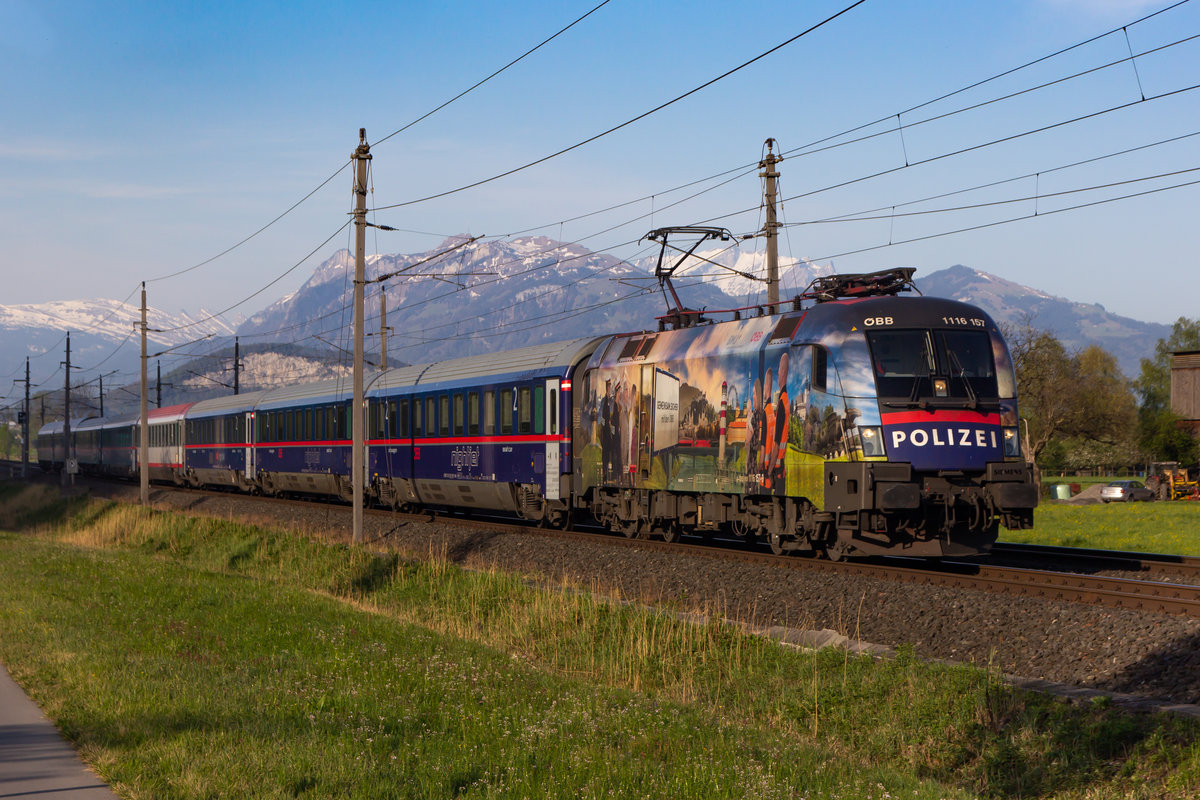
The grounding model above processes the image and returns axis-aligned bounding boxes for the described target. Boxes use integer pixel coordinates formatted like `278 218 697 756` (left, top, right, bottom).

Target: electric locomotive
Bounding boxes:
573 268 1037 558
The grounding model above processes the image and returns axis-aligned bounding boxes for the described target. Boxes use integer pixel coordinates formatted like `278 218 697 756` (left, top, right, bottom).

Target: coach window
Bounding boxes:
423 397 434 438
388 400 398 438
518 387 532 434
453 394 464 436
467 392 479 435
549 388 558 435
439 395 450 437
369 402 381 439
305 408 314 441
483 390 495 435
399 399 410 437
413 398 423 437
499 389 513 434
532 386 544 434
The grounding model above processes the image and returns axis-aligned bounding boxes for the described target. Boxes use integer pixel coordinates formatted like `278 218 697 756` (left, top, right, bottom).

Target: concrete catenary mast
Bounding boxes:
759 138 782 313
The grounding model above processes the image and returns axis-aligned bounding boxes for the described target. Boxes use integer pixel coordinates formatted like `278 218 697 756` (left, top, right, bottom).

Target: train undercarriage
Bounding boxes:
582 460 1037 559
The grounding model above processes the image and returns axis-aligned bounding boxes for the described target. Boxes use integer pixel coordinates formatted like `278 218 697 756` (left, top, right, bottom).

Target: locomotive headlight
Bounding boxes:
1002 426 1020 457
933 378 948 397
858 425 885 457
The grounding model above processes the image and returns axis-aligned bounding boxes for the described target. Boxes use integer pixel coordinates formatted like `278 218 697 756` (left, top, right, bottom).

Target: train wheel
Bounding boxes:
656 520 681 544
539 510 569 530
823 538 851 562
768 529 787 556
619 518 644 539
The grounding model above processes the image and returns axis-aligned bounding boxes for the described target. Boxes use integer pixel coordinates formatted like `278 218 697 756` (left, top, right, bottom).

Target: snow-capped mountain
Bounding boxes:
0 298 243 396
0 298 239 348
5 236 1172 421
239 235 737 364
914 265 1170 375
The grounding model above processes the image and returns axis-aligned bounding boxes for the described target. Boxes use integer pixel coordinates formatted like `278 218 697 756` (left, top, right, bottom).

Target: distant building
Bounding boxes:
1171 350 1200 439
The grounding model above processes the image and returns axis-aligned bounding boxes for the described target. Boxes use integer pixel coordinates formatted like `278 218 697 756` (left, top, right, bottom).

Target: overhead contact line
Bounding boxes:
370 0 869 212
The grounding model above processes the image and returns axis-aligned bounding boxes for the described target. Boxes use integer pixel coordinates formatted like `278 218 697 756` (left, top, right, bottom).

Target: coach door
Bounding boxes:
245 412 256 480
544 379 560 501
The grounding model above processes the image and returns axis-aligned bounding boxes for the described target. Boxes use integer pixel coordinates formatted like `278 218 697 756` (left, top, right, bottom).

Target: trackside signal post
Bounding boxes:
352 129 371 545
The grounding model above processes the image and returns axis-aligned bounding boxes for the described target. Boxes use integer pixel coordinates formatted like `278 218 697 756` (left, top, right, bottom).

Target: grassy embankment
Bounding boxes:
1 482 1199 799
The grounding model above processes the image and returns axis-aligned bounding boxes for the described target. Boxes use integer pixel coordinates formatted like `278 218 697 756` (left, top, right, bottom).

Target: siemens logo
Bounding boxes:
891 428 998 449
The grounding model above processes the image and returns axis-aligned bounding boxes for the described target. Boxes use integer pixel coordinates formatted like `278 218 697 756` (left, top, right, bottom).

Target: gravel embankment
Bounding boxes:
69 479 1200 711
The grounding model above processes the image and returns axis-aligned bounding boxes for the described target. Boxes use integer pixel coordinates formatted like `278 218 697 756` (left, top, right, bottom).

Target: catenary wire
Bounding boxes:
374 0 614 148
370 0 868 212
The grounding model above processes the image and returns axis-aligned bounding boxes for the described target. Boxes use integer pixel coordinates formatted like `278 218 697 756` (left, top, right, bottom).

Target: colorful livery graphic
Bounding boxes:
39 268 1037 559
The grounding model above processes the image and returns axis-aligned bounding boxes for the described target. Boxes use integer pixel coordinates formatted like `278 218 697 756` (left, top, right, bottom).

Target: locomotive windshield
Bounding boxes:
866 329 999 401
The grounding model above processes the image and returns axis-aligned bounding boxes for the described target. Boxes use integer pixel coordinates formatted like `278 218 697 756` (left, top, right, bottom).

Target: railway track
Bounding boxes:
7 466 1200 618
987 541 1200 582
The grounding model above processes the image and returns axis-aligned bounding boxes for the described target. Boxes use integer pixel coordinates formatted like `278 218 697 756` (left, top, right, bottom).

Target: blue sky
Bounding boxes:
2 0 1197 330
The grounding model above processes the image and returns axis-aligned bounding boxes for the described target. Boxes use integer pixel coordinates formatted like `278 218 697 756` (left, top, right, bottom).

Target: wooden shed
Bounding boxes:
1171 350 1200 438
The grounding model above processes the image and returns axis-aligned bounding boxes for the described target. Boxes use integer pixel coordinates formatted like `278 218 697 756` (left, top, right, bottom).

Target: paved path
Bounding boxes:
0 664 119 799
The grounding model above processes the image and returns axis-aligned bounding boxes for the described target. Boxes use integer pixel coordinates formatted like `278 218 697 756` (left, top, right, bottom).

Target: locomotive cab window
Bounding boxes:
867 329 999 399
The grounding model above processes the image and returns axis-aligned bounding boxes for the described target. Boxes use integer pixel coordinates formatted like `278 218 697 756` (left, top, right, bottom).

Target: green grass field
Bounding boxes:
1005 500 1200 555
2 482 1199 798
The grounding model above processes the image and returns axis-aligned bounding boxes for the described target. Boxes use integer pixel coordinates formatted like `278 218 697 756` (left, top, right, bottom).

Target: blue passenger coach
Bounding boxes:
184 390 266 490
367 338 606 524
253 378 356 499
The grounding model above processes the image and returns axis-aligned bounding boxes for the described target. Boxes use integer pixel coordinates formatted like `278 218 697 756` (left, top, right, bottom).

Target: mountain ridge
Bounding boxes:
1 238 1169 411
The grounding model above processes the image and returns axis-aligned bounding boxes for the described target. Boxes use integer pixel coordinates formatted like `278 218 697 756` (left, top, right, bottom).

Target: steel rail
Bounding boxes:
10 466 1200 617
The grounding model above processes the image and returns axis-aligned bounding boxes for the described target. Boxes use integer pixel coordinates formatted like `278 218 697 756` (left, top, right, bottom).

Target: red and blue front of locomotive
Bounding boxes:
878 408 1015 472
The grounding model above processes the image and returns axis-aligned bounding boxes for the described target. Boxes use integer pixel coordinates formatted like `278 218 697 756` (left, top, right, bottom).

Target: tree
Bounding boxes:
1134 317 1200 464
1008 320 1138 483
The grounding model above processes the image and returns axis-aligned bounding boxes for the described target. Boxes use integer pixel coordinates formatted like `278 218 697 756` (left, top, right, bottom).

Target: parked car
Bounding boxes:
1100 480 1155 503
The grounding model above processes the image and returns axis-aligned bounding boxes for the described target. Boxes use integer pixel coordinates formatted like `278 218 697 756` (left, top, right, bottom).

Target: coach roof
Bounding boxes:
371 337 606 393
